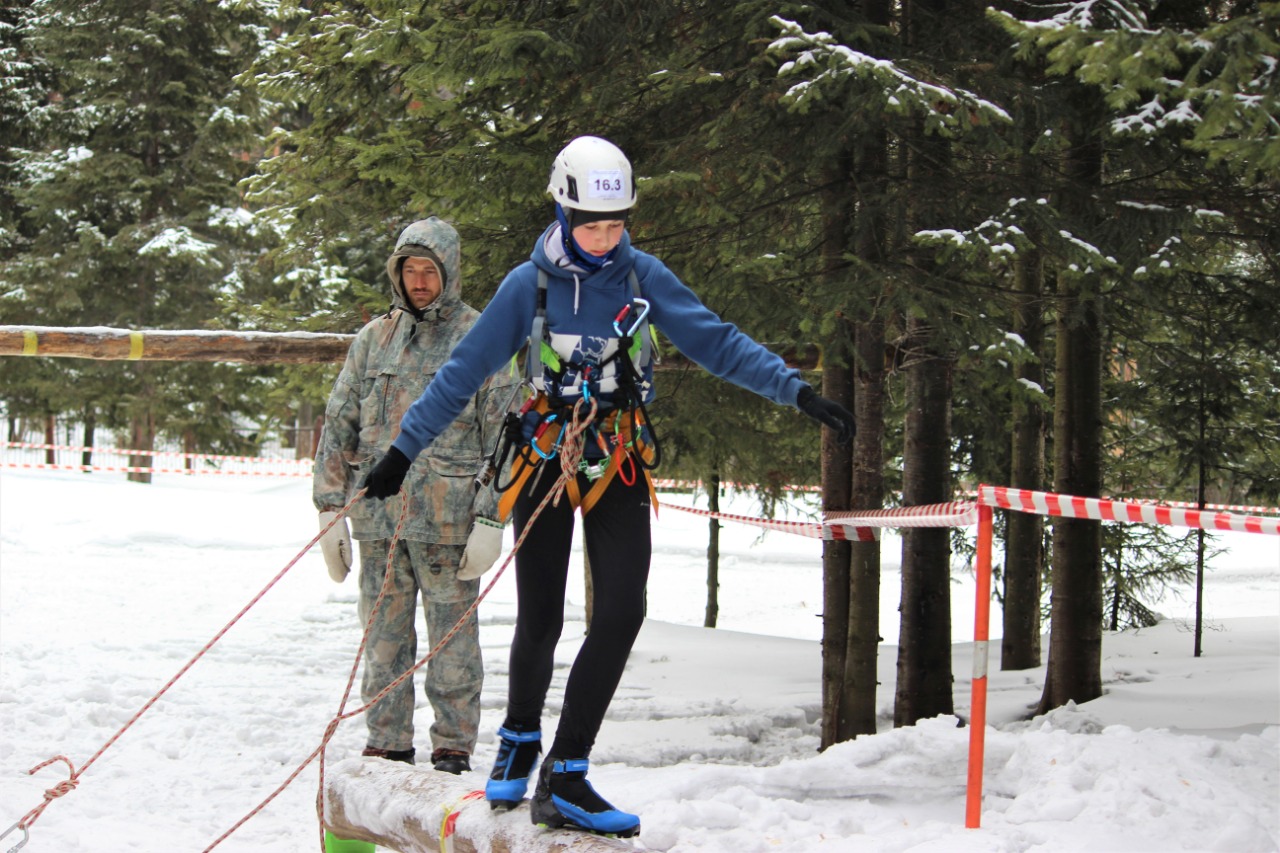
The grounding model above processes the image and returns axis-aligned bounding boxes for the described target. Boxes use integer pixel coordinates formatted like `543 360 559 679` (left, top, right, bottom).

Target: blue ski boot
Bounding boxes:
485 726 542 810
530 757 640 838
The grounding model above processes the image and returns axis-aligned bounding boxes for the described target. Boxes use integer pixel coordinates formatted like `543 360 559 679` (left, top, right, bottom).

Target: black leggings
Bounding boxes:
505 464 652 759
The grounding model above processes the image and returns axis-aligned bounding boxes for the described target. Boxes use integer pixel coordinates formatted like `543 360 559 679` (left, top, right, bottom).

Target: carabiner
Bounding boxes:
613 298 650 338
2 820 29 853
533 418 567 460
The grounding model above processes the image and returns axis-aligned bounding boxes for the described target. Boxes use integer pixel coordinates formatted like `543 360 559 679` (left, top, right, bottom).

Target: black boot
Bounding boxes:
430 748 471 774
530 757 640 838
361 746 415 765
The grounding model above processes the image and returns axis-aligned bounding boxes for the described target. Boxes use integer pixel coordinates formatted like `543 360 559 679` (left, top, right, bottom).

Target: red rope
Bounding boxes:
9 404 603 850
9 490 366 842
208 398 601 851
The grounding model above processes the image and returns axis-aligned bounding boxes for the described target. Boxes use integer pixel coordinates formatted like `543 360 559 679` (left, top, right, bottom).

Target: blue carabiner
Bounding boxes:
533 417 567 460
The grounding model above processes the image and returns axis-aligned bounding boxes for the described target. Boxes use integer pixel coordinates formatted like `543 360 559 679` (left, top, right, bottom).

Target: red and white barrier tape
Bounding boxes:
4 461 307 477
3 441 312 477
978 484 1280 536
824 501 979 532
3 440 309 466
663 501 878 541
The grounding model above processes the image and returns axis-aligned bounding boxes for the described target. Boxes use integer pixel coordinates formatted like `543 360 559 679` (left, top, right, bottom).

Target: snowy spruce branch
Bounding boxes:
767 17 1011 134
914 197 1116 281
990 3 1280 178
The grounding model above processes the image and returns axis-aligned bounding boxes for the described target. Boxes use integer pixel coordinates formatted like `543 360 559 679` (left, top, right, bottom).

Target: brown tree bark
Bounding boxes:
894 318 956 726
1037 289 1104 713
1002 247 1046 670
1037 90 1106 715
818 143 857 749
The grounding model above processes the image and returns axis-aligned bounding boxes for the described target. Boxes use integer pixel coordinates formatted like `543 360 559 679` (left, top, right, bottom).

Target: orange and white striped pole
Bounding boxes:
965 501 994 828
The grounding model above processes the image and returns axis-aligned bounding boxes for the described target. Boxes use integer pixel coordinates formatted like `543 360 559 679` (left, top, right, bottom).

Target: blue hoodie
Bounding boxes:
391 223 805 461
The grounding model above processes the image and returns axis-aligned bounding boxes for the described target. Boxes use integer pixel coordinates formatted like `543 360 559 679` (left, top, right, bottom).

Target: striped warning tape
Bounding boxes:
824 501 979 534
2 440 307 466
651 477 819 493
2 461 308 477
978 484 1280 536
661 501 878 541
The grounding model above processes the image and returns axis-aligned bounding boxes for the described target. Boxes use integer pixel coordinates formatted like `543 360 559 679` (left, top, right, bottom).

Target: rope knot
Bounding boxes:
42 778 78 802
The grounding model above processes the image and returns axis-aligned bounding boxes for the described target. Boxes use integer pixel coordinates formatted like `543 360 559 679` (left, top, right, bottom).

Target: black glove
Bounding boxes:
361 446 412 499
797 385 856 444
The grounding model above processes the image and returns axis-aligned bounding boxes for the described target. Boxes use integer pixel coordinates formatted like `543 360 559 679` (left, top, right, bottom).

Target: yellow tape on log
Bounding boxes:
22 330 38 355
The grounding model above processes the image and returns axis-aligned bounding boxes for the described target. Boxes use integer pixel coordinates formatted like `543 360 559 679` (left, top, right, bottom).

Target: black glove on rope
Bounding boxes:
361 446 412 499
797 385 856 445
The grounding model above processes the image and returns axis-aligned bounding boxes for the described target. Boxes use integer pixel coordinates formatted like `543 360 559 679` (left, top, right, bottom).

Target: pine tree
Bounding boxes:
2 0 276 475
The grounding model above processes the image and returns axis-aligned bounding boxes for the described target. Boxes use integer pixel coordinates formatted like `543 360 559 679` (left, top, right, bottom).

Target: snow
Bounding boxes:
137 226 220 262
1 469 1277 852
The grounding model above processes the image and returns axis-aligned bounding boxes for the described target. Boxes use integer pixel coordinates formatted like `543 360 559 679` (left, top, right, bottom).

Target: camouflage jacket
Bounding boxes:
312 217 518 544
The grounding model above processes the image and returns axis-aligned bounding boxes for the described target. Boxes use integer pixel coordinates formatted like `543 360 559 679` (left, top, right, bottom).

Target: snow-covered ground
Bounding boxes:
1 468 1276 852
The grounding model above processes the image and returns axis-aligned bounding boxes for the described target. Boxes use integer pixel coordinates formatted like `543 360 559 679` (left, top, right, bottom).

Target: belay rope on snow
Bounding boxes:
3 398 606 853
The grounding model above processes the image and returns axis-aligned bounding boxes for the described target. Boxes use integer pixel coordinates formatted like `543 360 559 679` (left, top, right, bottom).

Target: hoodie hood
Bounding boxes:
385 217 463 320
534 223 634 282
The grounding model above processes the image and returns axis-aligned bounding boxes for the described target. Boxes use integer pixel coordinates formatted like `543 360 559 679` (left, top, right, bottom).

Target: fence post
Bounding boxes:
966 501 994 828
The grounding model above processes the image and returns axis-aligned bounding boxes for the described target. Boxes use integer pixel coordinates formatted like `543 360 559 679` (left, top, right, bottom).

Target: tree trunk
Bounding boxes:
295 399 315 461
127 412 156 485
1037 290 1103 713
1037 88 1106 715
894 317 956 726
705 471 721 629
842 314 886 739
44 414 55 465
1002 245 1046 670
837 110 891 741
818 144 857 749
819 334 856 749
81 408 96 471
128 370 156 485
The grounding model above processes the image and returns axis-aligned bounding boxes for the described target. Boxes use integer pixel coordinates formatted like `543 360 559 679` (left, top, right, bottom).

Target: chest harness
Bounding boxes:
493 268 662 519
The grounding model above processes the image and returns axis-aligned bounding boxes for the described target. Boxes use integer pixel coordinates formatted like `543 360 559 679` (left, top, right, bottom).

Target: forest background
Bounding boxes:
2 0 1278 746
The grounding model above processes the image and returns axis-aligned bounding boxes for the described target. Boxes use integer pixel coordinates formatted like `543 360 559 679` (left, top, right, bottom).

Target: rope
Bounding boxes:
7 490 366 842
206 397 600 852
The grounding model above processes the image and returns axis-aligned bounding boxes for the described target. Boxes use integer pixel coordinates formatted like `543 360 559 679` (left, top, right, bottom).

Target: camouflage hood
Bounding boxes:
385 217 463 320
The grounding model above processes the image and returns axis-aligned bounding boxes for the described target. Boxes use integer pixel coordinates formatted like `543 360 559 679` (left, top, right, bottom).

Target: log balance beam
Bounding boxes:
324 757 638 853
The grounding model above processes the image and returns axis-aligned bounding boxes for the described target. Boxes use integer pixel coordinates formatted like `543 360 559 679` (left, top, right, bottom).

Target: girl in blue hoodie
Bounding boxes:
363 136 855 838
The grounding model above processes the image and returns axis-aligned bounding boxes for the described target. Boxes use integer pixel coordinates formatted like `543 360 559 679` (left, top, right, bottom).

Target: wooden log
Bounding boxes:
0 324 821 370
323 757 638 853
0 325 352 364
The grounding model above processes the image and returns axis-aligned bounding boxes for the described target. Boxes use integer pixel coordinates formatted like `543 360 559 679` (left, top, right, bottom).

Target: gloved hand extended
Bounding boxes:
797 385 856 444
457 517 505 581
361 446 412 499
318 510 353 583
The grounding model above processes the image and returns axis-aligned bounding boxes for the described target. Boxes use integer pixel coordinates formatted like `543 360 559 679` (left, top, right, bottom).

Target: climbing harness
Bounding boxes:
490 265 665 520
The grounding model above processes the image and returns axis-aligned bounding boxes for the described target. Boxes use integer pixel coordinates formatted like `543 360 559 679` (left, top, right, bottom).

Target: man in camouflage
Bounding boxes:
312 217 517 773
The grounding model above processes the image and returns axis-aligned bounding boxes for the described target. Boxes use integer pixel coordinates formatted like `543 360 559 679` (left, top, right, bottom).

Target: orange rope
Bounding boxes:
209 398 600 851
8 490 366 845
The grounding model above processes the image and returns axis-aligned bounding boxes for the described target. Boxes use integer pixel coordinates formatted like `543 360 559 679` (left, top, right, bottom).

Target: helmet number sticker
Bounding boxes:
587 170 627 201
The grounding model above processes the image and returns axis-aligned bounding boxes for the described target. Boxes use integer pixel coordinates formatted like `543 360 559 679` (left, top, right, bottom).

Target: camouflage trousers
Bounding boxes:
356 539 482 755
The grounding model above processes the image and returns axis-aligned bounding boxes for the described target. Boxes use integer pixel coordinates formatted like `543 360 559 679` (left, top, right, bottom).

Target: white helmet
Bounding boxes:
547 136 635 213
